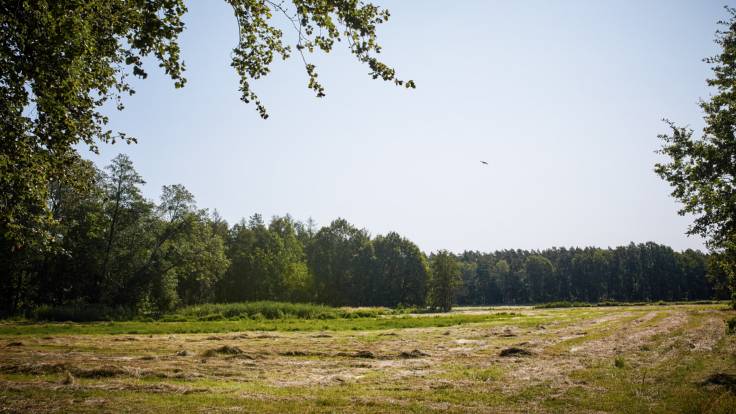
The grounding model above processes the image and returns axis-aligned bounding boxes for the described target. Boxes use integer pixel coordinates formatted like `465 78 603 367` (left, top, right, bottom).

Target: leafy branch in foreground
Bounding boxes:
230 0 415 118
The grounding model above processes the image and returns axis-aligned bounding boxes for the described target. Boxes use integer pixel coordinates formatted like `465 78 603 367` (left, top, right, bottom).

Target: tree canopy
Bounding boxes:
656 6 736 304
0 0 414 250
428 250 461 312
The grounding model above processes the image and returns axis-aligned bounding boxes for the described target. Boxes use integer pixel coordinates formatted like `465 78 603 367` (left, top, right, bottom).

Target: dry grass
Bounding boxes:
0 304 734 413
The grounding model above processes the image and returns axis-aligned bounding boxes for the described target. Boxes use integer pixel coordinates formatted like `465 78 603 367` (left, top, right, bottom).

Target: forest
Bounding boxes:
1 153 727 319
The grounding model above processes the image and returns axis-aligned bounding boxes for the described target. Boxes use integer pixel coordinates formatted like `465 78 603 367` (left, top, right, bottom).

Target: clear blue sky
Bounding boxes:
86 0 729 253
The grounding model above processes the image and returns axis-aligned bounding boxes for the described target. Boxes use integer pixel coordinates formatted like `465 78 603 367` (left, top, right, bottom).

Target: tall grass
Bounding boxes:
169 301 389 321
29 301 390 323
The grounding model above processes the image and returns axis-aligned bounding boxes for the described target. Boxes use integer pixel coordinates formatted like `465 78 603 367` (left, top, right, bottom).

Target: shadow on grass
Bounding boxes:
702 373 736 394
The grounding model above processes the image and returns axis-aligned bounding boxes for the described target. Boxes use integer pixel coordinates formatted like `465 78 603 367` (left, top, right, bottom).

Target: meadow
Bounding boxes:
1 303 735 413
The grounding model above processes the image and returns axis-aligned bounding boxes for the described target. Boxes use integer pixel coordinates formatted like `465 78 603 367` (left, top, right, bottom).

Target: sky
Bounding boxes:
85 0 730 253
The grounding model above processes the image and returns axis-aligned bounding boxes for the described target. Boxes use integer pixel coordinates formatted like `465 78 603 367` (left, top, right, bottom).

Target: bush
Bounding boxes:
32 304 135 322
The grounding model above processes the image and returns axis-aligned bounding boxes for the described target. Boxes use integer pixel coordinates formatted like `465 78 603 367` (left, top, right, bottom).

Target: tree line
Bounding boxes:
0 154 726 318
454 245 728 306
3 2 736 316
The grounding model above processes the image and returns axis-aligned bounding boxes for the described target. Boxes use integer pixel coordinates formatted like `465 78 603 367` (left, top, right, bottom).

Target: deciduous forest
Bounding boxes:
1 154 727 319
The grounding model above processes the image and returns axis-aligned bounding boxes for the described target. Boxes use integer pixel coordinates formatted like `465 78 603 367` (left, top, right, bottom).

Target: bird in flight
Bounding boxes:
480 160 488 165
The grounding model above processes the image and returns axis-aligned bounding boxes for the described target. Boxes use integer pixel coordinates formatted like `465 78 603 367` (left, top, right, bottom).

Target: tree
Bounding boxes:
655 7 736 305
100 154 147 285
428 250 461 312
307 218 370 306
268 215 311 302
1 0 414 250
570 249 609 302
524 255 554 303
141 185 229 310
494 259 513 304
706 253 732 299
473 257 499 305
97 155 154 306
0 155 104 315
372 232 429 307
217 214 310 303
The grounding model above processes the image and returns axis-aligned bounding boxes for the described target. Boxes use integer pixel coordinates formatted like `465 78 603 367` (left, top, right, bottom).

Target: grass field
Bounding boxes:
1 304 735 413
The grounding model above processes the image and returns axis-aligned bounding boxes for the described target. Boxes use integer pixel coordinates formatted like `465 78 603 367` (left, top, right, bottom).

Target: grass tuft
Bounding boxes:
201 345 244 358
726 317 736 334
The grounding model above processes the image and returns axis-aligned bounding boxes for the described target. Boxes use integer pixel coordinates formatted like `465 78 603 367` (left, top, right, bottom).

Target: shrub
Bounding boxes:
32 304 135 322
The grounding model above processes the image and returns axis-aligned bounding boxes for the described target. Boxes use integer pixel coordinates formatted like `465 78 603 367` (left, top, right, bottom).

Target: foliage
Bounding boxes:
0 154 727 318
0 155 229 316
524 255 554 303
428 250 461 312
217 215 309 304
307 218 371 306
0 0 413 250
456 244 720 306
655 6 736 306
368 232 429 307
32 304 136 322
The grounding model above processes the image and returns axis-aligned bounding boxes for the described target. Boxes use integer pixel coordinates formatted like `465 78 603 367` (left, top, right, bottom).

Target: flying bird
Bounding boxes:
480 160 488 165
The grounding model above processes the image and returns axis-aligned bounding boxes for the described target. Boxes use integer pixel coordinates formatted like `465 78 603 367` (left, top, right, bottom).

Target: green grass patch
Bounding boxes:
450 366 505 382
170 301 390 321
29 301 392 323
0 312 519 336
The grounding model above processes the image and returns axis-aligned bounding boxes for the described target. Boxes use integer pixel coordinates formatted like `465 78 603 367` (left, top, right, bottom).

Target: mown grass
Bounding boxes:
545 312 646 354
534 300 726 309
445 365 505 382
0 304 733 413
0 381 477 414
542 311 736 413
